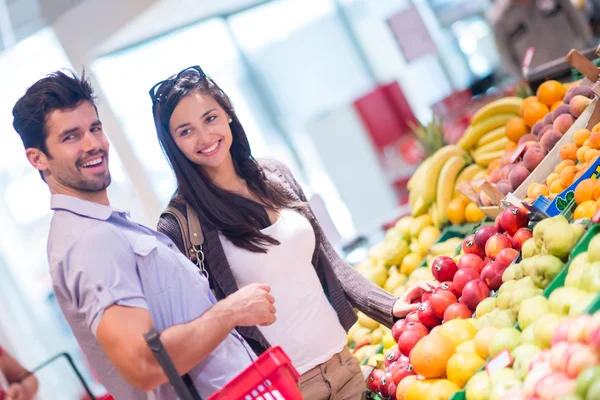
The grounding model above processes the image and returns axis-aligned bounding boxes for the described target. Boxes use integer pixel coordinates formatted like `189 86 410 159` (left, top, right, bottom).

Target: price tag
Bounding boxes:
486 350 513 376
362 365 375 382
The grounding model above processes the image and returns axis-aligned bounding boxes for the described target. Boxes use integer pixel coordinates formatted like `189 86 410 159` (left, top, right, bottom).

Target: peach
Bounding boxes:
546 172 560 186
573 128 591 146
532 122 547 136
560 143 578 161
495 180 512 195
560 165 577 187
540 129 563 152
538 124 554 138
501 151 515 166
585 148 600 163
509 165 530 189
488 168 501 184
555 159 576 173
524 147 546 172
564 85 594 104
588 131 600 149
553 114 575 134
543 111 556 125
518 133 538 146
577 145 591 163
570 94 593 118
550 179 566 194
553 103 572 116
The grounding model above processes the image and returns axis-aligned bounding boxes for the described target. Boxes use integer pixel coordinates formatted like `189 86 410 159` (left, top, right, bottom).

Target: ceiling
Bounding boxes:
0 0 268 56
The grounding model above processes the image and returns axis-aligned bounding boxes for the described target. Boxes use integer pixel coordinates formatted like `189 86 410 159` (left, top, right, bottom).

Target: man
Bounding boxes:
12 70 277 399
0 345 39 400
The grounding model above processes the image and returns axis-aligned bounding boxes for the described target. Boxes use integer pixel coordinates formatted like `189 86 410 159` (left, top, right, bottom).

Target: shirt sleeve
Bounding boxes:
61 225 148 336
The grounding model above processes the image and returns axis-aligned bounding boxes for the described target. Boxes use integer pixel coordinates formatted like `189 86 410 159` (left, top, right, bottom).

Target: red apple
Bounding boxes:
386 361 399 374
485 233 513 259
378 371 394 398
367 369 384 392
457 253 485 273
436 281 460 298
462 234 485 258
398 330 425 357
417 301 442 329
392 319 407 343
481 261 509 290
474 225 499 249
387 381 397 399
501 206 529 236
403 322 429 337
405 312 420 324
552 321 570 346
496 248 519 266
460 280 490 311
421 291 432 304
566 344 600 378
443 303 472 321
512 227 533 251
495 213 504 233
589 327 600 352
392 361 416 385
430 290 458 318
431 256 458 282
384 346 401 367
453 268 481 295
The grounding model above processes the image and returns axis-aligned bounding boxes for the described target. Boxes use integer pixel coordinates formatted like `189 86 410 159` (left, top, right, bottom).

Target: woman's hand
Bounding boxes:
392 281 437 318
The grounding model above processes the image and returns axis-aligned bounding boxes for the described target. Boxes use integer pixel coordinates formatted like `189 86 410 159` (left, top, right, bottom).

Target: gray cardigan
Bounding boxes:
157 158 397 355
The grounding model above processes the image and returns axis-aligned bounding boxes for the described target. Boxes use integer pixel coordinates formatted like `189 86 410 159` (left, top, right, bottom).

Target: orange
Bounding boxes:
523 101 550 128
585 148 600 163
555 159 576 174
505 117 529 143
594 180 600 200
410 334 455 378
488 159 501 174
446 197 467 225
560 143 579 161
455 340 477 354
575 179 596 204
474 327 498 359
437 319 477 349
560 166 577 187
396 375 417 400
446 353 485 388
546 172 560 186
589 132 600 149
574 129 591 146
528 182 550 198
520 96 541 117
465 202 486 223
505 141 518 151
551 101 562 112
537 80 567 106
574 200 598 220
578 146 591 163
550 179 566 194
428 380 462 399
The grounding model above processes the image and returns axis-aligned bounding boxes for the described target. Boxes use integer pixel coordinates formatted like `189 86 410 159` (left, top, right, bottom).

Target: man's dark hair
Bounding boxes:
12 69 97 155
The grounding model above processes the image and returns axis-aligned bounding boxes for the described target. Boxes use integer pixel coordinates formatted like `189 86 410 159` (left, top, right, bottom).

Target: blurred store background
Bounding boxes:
0 0 598 398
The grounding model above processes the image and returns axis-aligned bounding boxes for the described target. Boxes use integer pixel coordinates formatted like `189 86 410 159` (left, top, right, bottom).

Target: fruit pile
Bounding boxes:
483 82 595 204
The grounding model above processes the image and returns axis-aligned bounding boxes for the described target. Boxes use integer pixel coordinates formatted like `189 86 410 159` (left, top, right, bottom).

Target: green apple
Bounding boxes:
513 344 542 380
489 327 521 358
576 366 600 398
588 235 600 262
520 325 536 345
489 379 522 400
532 255 564 288
518 295 549 329
522 237 539 259
580 262 600 293
490 309 517 329
466 371 490 400
533 313 564 349
476 297 498 318
569 293 597 317
549 287 589 316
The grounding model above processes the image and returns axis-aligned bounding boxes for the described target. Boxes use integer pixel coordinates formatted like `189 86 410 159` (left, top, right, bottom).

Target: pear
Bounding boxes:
510 286 542 318
502 263 524 282
490 309 517 329
497 291 511 310
571 223 586 242
542 218 578 259
568 293 596 317
531 255 564 289
588 235 600 262
521 257 536 276
522 237 539 259
548 287 588 316
518 295 549 330
513 344 542 380
498 279 516 295
515 276 536 290
533 217 554 248
580 262 600 293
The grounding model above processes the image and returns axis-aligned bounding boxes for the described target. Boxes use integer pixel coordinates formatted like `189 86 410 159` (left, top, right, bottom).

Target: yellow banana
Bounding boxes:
474 169 490 180
470 97 523 125
472 137 509 157
476 126 506 148
430 237 464 256
419 145 469 207
457 114 516 151
410 194 428 217
453 164 483 198
408 156 431 192
473 149 505 167
434 155 470 226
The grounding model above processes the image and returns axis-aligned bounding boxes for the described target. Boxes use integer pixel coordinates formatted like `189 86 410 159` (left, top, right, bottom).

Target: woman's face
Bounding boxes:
169 91 233 173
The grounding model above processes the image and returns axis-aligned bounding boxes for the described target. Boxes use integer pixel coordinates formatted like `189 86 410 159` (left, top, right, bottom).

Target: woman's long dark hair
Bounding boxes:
152 71 300 253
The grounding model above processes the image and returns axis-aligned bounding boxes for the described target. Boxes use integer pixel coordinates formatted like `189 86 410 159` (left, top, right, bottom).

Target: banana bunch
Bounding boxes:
457 97 522 168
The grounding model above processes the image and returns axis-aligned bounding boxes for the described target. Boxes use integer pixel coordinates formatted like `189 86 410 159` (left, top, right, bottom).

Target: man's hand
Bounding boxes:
220 283 276 327
392 281 436 318
6 383 24 400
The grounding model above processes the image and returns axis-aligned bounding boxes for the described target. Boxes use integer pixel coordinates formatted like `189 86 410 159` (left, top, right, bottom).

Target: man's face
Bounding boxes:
30 101 111 194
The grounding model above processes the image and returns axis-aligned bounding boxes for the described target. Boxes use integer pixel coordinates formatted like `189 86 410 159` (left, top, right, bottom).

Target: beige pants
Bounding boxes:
297 348 366 400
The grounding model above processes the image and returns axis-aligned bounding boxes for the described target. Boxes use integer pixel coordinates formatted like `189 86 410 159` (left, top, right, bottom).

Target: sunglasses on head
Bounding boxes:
149 65 206 104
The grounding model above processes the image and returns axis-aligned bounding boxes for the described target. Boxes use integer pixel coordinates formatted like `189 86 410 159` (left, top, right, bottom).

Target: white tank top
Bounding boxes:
219 209 347 374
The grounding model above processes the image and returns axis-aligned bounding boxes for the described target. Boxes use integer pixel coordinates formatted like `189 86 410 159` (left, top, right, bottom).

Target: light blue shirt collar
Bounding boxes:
50 194 129 220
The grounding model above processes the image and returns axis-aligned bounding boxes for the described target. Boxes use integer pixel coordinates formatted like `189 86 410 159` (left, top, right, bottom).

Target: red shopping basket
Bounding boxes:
208 346 302 400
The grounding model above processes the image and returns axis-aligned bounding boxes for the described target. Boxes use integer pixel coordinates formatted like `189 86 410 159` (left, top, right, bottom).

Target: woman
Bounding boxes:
0 345 38 400
152 66 432 399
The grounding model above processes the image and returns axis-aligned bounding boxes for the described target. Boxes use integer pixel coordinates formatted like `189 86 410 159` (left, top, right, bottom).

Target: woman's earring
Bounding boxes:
228 118 233 123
